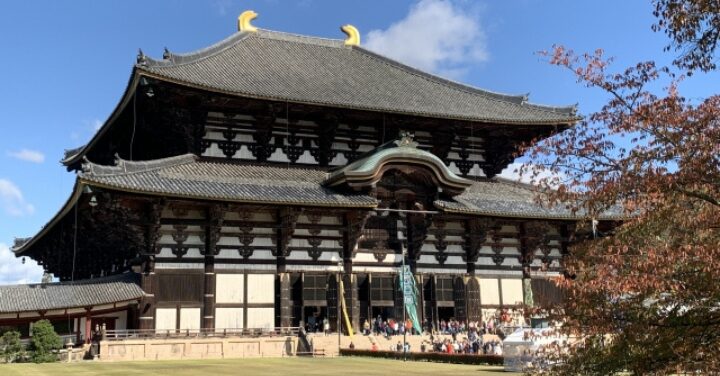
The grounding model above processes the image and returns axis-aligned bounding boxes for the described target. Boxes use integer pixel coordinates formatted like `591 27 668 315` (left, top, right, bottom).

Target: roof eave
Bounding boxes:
77 177 379 209
62 70 145 168
13 181 86 255
136 70 581 127
435 201 628 221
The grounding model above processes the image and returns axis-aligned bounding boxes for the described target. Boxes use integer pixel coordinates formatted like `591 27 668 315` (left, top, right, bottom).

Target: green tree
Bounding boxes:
29 320 62 363
523 0 720 374
1 331 25 363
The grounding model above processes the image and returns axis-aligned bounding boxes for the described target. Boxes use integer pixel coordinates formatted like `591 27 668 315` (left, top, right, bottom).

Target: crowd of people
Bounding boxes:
359 315 510 338
357 314 507 356
304 314 330 335
420 335 503 355
362 316 419 338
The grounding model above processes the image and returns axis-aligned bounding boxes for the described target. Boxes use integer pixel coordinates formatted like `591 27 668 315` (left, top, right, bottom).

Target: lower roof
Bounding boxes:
79 154 621 220
80 154 377 208
0 273 143 314
14 154 622 256
436 179 624 220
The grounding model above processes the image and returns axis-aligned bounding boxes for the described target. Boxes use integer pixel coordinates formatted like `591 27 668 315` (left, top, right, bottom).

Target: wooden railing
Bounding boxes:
103 327 300 341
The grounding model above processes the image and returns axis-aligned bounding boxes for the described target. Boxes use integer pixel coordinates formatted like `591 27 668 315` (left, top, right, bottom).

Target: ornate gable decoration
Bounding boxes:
324 132 473 196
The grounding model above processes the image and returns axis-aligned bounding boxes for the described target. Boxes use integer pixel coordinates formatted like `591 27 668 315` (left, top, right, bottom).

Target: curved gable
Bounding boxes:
325 134 473 196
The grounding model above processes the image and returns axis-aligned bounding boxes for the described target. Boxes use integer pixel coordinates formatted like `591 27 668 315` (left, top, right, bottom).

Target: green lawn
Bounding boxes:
0 357 516 375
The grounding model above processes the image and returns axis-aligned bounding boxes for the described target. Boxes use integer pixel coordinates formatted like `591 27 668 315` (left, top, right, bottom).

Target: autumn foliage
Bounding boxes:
521 1 720 374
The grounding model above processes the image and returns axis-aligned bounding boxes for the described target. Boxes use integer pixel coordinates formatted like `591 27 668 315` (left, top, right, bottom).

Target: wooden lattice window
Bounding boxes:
371 276 395 301
303 274 327 302
436 277 454 302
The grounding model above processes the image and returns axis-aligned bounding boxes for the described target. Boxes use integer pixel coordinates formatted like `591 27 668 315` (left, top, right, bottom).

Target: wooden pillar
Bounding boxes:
84 308 92 344
203 256 215 330
139 200 163 331
203 204 225 330
138 258 156 330
519 222 530 279
75 315 81 344
464 219 491 276
279 273 292 328
276 208 299 274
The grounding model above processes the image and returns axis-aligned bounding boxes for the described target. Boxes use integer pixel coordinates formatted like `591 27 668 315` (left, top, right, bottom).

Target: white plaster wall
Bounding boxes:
246 308 275 329
501 279 524 306
246 274 275 304
216 274 245 303
156 308 177 331
215 308 244 330
479 278 500 305
179 308 201 330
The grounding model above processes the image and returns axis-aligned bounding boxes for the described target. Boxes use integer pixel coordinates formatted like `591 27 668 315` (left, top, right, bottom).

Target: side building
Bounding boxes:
5 12 618 341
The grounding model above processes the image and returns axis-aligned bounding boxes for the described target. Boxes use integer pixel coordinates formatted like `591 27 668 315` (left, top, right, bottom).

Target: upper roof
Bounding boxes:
137 28 578 125
61 23 579 168
0 273 143 313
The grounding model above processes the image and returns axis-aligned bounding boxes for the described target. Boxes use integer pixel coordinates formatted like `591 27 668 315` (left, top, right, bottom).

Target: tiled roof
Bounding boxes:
138 29 578 125
79 154 622 219
435 178 624 220
0 273 143 313
80 155 378 208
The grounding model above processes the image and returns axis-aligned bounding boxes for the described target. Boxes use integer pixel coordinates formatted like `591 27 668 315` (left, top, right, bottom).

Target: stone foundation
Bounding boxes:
99 336 298 361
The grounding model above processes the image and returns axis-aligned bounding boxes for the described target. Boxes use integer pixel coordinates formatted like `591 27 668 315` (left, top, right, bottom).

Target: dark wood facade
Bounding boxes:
13 22 605 333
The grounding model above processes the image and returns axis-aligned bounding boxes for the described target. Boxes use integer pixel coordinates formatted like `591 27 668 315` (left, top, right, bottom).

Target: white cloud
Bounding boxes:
7 149 45 163
499 162 566 187
0 179 34 216
0 243 44 285
365 0 488 78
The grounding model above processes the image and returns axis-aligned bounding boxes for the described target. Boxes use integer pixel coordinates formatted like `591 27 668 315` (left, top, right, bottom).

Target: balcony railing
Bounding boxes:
102 327 300 341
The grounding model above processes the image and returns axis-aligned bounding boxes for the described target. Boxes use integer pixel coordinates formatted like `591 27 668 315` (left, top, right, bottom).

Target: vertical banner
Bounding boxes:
339 278 354 338
399 265 423 334
523 278 534 307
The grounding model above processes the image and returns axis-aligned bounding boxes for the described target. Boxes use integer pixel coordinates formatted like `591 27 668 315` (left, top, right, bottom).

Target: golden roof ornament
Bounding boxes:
238 10 258 32
341 24 360 46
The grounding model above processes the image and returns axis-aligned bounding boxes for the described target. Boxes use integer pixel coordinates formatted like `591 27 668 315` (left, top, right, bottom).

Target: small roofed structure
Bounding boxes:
0 273 143 343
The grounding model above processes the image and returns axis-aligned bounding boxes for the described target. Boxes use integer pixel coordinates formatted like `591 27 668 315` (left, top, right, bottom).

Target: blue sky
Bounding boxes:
0 0 717 284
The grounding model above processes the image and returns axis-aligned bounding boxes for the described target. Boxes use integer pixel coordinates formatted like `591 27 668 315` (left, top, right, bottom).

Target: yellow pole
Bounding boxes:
339 278 354 339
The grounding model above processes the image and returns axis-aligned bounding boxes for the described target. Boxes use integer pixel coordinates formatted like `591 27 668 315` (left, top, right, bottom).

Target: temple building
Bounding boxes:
4 12 618 342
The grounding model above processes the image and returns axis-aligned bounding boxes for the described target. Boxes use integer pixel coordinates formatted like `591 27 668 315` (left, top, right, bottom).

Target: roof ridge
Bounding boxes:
81 154 197 177
142 29 346 69
138 28 576 114
198 158 331 174
142 32 254 68
0 272 139 289
256 29 345 47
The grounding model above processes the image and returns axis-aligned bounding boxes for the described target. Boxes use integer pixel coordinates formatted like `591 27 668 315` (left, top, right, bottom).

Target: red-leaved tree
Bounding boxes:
522 1 720 374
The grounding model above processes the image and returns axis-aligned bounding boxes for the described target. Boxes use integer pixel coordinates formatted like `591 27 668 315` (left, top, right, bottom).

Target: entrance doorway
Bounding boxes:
371 306 396 322
303 306 327 333
438 307 455 321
